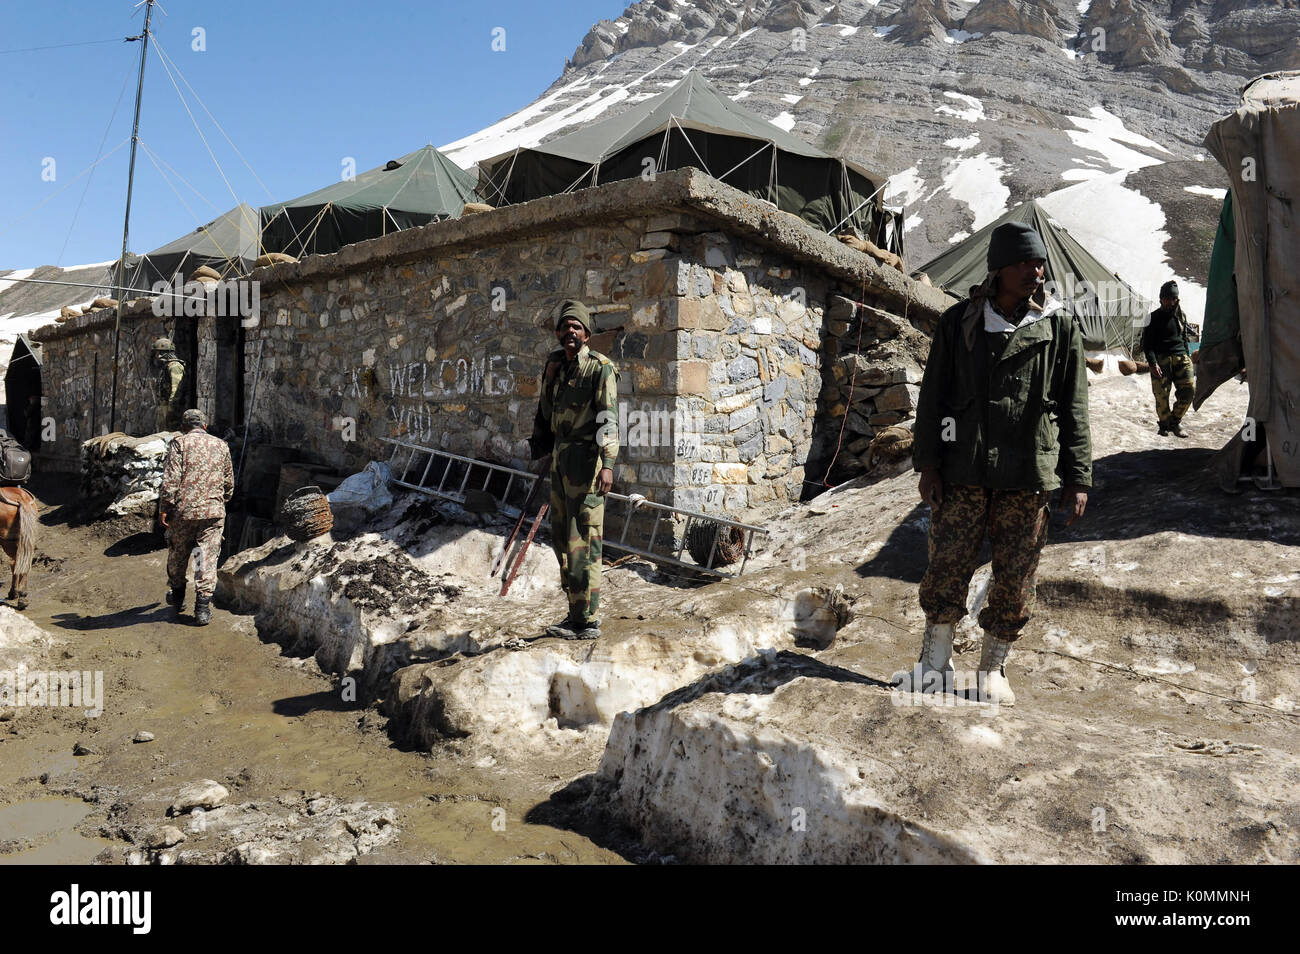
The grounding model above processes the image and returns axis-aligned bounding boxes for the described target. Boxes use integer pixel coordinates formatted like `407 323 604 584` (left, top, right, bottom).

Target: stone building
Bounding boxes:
34 169 951 518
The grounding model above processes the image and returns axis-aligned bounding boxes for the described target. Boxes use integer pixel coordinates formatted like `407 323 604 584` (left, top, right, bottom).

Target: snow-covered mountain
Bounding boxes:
442 0 1287 317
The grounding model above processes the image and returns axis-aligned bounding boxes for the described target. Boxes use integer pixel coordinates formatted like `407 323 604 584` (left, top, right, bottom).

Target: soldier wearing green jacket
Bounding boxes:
1143 280 1195 438
894 222 1092 706
528 299 619 640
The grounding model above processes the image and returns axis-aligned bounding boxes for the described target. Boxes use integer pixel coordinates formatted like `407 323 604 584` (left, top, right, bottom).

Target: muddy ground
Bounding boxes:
0 479 633 865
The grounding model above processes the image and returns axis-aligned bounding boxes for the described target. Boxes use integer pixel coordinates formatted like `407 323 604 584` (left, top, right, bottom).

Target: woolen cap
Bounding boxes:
987 222 1048 272
556 299 592 335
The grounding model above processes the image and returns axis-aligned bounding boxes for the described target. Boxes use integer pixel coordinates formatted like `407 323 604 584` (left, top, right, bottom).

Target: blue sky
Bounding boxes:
0 0 627 269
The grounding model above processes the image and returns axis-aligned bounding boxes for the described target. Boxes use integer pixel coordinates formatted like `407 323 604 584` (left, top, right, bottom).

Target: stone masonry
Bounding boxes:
36 169 952 519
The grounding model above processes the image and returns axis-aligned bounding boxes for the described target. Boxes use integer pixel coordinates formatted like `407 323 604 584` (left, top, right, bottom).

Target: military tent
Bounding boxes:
1202 71 1300 489
477 72 902 255
917 200 1148 354
117 202 260 293
260 145 479 258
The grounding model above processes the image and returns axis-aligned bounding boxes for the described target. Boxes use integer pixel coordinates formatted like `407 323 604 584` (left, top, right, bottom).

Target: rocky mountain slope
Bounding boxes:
444 0 1294 313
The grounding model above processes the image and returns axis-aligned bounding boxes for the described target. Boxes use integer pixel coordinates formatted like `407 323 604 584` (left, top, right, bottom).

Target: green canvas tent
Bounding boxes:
918 200 1148 354
118 202 260 293
1193 191 1240 410
478 72 902 255
260 145 478 258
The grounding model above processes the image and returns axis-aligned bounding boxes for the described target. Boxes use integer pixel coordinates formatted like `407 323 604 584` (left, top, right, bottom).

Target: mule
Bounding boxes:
0 486 38 609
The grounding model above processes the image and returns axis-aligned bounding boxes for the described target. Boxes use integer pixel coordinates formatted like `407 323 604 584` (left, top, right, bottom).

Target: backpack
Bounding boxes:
0 429 32 484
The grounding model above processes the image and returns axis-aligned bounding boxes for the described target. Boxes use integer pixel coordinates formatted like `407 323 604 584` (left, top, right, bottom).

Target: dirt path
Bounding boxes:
0 480 626 865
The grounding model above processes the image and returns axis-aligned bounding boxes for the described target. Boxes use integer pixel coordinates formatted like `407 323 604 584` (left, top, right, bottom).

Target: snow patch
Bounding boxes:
781 93 803 105
885 166 925 208
874 25 898 37
945 29 983 44
1184 186 1227 199
0 268 36 296
770 111 797 132
941 153 1010 230
1039 173 1207 320
935 91 984 123
949 230 970 243
945 133 980 151
839 25 858 36
1061 106 1170 179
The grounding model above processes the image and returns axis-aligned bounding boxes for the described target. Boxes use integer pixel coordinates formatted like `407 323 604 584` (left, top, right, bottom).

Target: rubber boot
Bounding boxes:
977 633 1016 706
891 622 954 693
194 595 212 626
166 585 186 618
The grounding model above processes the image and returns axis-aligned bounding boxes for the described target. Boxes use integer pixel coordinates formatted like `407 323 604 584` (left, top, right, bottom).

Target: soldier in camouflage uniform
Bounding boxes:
159 408 233 626
1144 280 1196 438
153 337 187 433
528 299 619 640
897 222 1093 706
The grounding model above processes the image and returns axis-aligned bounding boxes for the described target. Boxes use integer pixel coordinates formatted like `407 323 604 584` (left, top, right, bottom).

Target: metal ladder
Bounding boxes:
377 438 767 578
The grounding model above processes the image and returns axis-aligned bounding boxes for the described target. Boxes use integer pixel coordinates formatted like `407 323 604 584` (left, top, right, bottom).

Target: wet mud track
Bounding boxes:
0 479 625 864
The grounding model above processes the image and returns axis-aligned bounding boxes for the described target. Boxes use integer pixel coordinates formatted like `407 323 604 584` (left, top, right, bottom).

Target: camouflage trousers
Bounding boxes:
1151 353 1195 426
918 485 1050 642
549 468 605 625
166 516 224 599
156 404 182 433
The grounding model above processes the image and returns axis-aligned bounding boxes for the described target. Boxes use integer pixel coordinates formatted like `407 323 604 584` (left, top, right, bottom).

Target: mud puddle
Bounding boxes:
0 480 627 864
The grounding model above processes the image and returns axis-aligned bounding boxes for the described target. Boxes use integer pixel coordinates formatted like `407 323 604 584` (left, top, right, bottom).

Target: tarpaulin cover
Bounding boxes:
1204 71 1300 487
1193 192 1243 409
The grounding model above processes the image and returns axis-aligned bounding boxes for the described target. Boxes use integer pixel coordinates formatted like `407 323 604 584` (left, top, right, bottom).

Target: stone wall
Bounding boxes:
241 170 951 519
36 170 953 513
32 298 220 469
807 294 934 486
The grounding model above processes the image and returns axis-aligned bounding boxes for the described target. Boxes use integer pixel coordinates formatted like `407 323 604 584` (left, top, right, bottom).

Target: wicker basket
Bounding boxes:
279 485 333 542
685 519 746 568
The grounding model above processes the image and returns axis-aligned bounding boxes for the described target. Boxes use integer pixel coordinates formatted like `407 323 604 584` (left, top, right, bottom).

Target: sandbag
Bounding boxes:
837 233 905 273
91 297 117 310
254 252 297 268
461 202 494 215
189 264 222 281
59 305 81 319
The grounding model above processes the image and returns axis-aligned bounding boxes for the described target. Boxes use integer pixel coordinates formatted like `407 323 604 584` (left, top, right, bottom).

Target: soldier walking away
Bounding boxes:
153 337 187 433
1144 280 1196 438
897 222 1093 706
527 299 619 640
159 408 233 625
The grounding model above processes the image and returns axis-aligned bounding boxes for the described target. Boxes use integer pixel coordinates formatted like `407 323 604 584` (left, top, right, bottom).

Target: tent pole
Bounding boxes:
110 0 156 434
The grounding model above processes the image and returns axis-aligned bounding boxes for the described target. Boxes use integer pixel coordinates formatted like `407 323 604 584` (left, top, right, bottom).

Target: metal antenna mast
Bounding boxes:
109 0 156 433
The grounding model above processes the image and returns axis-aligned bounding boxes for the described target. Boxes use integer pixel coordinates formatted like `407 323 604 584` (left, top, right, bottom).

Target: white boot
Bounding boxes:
977 634 1017 706
892 623 955 693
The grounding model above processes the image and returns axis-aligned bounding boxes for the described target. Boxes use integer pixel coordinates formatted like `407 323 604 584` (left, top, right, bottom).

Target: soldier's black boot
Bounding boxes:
166 585 186 618
194 596 211 626
545 613 579 638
